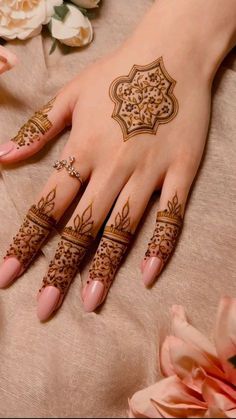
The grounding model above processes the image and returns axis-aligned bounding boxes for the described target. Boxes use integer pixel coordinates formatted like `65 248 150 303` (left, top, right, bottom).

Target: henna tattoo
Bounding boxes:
11 98 55 149
40 204 94 295
89 199 133 290
5 188 57 269
109 57 178 141
144 193 183 264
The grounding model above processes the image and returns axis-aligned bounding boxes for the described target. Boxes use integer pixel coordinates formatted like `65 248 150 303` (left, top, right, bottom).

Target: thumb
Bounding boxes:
0 88 75 164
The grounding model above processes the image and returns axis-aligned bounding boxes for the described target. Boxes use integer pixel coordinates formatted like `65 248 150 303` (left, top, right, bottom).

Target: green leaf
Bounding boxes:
228 355 236 368
53 4 69 21
49 39 57 55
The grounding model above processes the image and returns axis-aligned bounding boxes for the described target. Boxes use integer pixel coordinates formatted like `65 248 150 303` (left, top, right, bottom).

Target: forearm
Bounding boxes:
122 0 236 82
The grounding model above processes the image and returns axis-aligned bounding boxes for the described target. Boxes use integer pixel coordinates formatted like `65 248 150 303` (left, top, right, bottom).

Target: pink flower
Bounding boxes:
129 297 236 418
0 46 18 75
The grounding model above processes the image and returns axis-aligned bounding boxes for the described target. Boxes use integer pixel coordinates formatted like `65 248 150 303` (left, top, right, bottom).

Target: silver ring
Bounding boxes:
53 156 84 186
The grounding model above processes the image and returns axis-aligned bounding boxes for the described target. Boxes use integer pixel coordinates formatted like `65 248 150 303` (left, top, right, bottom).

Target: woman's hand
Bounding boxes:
0 0 235 321
0 46 17 74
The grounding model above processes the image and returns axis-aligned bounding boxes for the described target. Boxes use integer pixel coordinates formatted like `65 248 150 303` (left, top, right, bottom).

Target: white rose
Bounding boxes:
51 4 93 47
70 0 100 8
0 0 63 40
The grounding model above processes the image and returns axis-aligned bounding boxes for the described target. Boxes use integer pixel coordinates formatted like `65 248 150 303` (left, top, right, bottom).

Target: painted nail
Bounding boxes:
0 141 14 157
37 286 61 321
142 256 163 287
0 257 22 288
83 280 104 312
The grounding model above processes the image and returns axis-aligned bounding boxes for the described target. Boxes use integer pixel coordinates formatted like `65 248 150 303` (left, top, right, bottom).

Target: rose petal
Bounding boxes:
215 297 236 385
129 375 206 418
171 305 221 368
168 336 226 386
202 375 236 414
160 337 176 377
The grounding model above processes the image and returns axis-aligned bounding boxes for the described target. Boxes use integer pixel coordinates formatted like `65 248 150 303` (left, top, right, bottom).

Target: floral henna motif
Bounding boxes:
40 204 94 295
89 200 133 290
5 188 57 269
109 57 178 141
11 97 56 149
145 193 183 264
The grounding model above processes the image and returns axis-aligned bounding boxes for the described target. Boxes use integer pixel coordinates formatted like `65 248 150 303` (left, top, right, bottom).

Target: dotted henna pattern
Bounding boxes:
40 204 94 295
5 188 57 269
109 57 178 141
11 98 55 149
88 199 133 290
144 193 183 264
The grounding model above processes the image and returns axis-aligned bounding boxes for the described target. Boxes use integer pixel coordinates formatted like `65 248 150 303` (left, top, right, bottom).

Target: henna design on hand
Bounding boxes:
144 193 183 264
5 188 57 269
89 199 133 290
109 57 178 141
40 204 95 295
11 98 56 149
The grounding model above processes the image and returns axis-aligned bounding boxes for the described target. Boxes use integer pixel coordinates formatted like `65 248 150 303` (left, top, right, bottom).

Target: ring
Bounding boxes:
53 156 84 186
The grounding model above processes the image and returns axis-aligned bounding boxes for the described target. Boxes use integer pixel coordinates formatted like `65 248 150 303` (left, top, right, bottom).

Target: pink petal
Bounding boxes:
129 375 206 418
168 336 226 388
171 305 221 369
202 375 236 413
160 337 176 377
215 297 236 385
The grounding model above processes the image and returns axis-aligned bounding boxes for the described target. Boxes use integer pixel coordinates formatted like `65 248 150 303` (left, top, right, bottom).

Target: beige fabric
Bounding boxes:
0 1 236 417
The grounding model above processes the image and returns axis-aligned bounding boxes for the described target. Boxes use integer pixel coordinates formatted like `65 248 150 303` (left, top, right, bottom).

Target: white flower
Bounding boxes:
70 0 100 8
51 4 93 47
0 0 63 40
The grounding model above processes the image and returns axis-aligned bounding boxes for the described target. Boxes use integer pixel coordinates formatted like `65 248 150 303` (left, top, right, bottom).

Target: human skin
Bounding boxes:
0 0 235 321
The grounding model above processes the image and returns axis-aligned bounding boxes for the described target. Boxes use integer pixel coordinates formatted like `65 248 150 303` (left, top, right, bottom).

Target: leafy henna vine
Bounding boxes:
11 97 56 149
5 188 57 269
144 193 183 265
109 57 178 141
88 199 133 290
40 204 95 295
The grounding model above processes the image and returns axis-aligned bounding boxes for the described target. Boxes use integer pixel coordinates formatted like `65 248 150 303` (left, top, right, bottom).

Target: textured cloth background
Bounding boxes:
0 1 236 417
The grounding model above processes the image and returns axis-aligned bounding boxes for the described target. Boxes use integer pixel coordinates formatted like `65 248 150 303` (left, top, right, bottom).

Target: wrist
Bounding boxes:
124 0 236 83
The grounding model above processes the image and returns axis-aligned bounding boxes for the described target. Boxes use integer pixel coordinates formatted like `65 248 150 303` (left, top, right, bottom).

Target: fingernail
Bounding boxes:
142 257 163 287
83 280 104 312
0 142 14 157
37 286 61 321
0 257 22 288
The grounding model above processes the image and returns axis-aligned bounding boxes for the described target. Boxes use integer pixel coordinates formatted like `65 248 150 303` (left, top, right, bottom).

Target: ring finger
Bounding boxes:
36 162 131 321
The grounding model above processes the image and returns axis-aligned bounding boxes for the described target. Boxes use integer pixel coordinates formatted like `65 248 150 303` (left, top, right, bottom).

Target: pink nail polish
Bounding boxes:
142 257 163 287
83 280 104 312
37 286 61 321
0 257 22 288
0 142 14 157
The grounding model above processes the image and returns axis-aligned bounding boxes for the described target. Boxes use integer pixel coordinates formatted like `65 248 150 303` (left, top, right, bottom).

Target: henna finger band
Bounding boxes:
143 193 183 286
37 204 95 321
83 200 133 312
0 189 57 288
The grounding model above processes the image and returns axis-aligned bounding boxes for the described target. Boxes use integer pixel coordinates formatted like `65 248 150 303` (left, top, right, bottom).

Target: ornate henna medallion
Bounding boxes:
5 188 57 269
40 204 95 295
145 193 183 264
89 199 133 289
11 97 56 148
109 57 178 141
